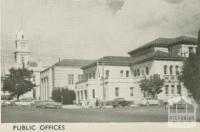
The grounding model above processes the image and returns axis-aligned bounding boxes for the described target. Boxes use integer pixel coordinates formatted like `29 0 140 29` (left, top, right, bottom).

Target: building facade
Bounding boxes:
76 36 198 106
40 59 93 100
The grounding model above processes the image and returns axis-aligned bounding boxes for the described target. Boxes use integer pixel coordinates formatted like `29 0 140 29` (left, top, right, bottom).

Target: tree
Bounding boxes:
2 68 35 100
179 29 200 103
139 74 164 99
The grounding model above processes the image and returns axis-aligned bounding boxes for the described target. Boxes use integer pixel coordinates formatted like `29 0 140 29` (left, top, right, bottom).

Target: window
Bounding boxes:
171 85 175 94
170 65 173 75
137 69 140 76
165 85 169 95
78 74 82 82
120 70 124 77
81 90 83 99
146 67 149 75
177 85 182 95
92 72 95 79
189 47 194 54
126 70 129 77
106 70 109 79
68 74 74 84
84 90 87 99
164 65 167 75
77 91 80 100
142 70 144 76
175 65 179 75
134 70 137 77
115 87 119 97
130 87 134 96
92 89 95 98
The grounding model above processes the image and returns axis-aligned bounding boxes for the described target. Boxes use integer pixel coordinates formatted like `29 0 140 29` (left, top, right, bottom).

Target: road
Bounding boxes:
1 106 199 122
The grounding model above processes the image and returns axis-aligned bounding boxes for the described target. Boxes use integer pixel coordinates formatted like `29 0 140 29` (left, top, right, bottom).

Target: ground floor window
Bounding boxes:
130 87 134 96
81 91 83 99
84 90 87 99
92 89 95 99
115 87 119 97
171 85 175 95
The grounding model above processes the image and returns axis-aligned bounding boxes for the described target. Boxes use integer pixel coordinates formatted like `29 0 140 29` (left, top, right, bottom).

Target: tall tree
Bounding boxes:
139 74 164 99
180 29 200 103
2 68 35 100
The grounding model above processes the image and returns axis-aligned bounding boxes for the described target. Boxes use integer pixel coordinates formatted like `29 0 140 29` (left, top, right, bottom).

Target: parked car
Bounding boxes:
140 98 159 106
36 100 62 109
1 100 11 107
15 100 32 106
112 98 131 108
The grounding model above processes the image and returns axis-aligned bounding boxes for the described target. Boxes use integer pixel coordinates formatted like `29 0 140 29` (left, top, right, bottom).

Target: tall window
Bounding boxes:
134 70 137 77
170 65 173 75
115 87 119 97
126 70 129 77
81 90 83 99
106 70 109 79
78 74 82 82
171 85 175 94
164 65 167 75
175 65 179 75
177 85 182 95
68 74 74 84
84 90 87 99
146 67 149 75
92 89 95 98
165 85 169 95
137 69 140 76
120 70 124 77
130 87 134 96
189 47 194 54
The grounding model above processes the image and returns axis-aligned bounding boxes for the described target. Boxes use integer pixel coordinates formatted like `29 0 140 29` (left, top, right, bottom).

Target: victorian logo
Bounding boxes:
167 96 198 128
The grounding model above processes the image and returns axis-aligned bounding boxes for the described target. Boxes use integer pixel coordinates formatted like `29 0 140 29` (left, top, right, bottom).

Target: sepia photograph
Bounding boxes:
1 0 200 128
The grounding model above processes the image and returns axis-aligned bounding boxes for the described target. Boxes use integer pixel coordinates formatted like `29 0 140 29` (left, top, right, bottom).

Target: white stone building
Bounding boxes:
76 36 198 105
40 59 93 100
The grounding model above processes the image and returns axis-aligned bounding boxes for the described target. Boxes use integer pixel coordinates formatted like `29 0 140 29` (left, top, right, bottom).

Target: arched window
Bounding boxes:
106 70 109 79
170 65 173 75
120 70 124 77
164 65 167 75
126 70 129 77
137 69 140 76
134 70 137 77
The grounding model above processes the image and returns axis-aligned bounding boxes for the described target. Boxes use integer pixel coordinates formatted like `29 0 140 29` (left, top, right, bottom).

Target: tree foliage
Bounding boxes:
52 87 76 104
139 74 164 99
2 68 35 100
179 29 200 103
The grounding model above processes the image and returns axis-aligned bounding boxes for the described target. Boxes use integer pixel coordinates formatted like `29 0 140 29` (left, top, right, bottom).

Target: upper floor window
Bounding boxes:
120 70 124 77
106 70 109 79
126 70 129 77
134 70 137 77
78 74 83 82
68 74 74 84
189 47 194 54
164 65 167 75
175 65 179 75
146 67 149 75
81 90 83 99
177 85 182 95
115 87 119 97
165 85 169 95
170 65 173 75
137 69 140 76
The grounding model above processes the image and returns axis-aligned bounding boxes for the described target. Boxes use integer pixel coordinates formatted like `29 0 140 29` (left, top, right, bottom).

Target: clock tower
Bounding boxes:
14 30 30 69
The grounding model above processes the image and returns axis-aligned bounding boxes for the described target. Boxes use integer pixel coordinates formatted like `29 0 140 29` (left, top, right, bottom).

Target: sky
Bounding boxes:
1 0 200 67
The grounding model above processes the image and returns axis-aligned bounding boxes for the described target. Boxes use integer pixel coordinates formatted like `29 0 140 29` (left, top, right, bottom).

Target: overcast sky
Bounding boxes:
1 0 200 66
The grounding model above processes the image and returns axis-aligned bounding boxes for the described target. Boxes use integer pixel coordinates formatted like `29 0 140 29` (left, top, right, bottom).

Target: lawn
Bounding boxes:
1 105 199 122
